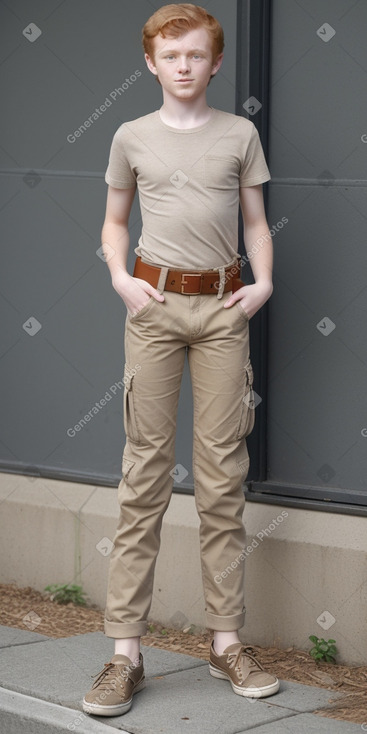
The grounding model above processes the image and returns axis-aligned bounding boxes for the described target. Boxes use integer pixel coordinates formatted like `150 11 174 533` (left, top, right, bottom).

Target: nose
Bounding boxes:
177 56 190 73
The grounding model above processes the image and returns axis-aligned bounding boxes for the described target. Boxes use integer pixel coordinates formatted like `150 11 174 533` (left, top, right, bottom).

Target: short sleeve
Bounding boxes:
105 126 137 189
240 123 271 187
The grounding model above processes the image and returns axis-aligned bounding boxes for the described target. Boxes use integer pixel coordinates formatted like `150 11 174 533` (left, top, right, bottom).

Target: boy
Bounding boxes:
83 3 279 717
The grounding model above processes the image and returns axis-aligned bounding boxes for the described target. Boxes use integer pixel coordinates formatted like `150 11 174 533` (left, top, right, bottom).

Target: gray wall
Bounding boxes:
0 0 237 485
266 0 367 500
2 0 366 506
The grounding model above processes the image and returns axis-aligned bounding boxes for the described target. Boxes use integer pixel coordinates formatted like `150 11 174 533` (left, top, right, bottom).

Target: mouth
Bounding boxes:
176 79 194 83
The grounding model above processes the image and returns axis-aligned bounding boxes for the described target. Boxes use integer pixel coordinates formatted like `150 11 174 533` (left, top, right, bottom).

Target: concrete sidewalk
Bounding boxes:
0 625 362 733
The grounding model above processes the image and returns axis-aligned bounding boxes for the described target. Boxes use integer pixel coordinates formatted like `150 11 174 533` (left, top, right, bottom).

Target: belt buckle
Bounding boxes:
181 273 202 295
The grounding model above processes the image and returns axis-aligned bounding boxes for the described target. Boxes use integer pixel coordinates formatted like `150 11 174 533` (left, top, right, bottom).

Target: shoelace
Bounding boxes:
91 662 130 691
227 646 265 676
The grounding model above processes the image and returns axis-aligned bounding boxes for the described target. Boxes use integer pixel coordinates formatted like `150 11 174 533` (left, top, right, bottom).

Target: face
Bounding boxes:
145 27 223 100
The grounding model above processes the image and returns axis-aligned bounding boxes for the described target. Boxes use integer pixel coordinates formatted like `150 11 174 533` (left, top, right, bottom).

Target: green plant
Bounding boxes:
44 584 87 606
309 635 337 664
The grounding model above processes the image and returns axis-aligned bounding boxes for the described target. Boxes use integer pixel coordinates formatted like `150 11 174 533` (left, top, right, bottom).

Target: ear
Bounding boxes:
211 53 224 77
145 53 157 76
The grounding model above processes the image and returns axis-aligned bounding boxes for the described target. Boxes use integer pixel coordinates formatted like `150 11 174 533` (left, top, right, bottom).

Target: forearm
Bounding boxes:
101 219 164 312
244 221 273 289
101 222 131 283
223 218 273 316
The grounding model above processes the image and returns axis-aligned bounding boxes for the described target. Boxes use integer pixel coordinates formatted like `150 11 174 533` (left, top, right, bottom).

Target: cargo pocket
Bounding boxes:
123 366 140 443
237 359 256 439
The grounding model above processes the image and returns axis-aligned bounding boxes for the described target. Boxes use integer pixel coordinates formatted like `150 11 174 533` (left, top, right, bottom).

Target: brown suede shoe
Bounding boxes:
209 642 280 698
82 653 145 716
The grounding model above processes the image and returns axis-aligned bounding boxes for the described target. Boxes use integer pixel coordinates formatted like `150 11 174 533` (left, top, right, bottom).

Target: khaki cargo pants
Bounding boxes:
104 279 255 638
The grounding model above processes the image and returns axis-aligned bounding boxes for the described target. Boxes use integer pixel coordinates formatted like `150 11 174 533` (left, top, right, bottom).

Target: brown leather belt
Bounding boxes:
133 256 244 295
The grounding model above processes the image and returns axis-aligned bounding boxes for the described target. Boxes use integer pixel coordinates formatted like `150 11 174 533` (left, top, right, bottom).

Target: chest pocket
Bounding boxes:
204 155 240 190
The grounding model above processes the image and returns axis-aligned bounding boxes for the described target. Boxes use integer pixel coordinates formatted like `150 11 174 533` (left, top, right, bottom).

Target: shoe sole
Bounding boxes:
209 663 280 698
82 677 145 716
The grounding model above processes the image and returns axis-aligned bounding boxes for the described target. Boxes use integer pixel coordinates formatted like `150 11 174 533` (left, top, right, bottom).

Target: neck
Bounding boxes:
159 91 212 129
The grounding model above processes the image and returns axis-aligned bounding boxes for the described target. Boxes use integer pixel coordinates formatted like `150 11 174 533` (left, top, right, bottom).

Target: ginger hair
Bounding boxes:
142 3 224 63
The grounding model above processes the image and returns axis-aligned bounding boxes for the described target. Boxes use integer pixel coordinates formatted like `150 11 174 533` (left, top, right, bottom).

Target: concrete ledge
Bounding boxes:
0 688 122 734
0 626 49 648
0 472 366 664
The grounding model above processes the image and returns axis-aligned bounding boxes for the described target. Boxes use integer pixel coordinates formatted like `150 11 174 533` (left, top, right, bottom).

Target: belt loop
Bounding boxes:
157 266 169 294
217 266 226 300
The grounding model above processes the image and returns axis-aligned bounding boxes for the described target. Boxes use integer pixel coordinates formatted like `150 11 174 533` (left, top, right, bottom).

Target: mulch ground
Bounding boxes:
0 584 366 724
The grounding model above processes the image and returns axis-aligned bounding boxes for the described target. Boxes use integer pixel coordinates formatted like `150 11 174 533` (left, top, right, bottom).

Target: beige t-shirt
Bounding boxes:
105 108 270 269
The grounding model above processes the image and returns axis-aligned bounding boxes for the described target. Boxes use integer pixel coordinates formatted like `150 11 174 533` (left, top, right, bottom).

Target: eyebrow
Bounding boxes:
157 48 208 56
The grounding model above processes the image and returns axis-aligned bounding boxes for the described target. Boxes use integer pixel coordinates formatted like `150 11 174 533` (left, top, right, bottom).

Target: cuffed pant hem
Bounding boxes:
104 619 148 639
206 609 246 632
